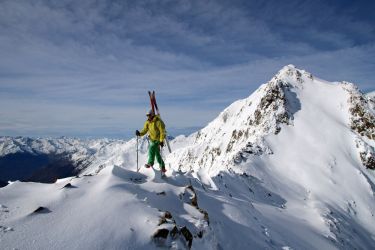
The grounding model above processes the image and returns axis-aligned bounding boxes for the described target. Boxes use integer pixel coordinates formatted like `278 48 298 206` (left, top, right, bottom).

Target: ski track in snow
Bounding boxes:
1 65 375 249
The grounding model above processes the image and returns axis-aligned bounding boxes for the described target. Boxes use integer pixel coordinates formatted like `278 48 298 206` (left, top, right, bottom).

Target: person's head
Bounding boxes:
146 109 155 121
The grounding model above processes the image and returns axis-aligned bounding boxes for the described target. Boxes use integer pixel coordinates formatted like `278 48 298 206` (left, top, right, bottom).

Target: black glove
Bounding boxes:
135 130 140 136
160 141 164 147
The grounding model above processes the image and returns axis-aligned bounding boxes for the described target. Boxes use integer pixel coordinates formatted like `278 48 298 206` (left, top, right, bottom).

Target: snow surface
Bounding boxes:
1 65 375 249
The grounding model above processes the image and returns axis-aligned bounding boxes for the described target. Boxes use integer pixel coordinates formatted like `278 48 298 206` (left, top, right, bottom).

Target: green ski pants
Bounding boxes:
148 140 165 168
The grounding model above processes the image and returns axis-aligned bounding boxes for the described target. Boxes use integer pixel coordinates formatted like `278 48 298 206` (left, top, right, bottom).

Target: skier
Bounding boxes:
136 109 167 173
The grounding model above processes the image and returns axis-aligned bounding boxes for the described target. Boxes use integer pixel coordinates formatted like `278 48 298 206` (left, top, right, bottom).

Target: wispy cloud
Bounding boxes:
0 0 374 138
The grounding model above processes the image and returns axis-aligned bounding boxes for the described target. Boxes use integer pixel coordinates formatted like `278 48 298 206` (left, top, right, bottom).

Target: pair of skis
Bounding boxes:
148 91 172 153
148 91 158 117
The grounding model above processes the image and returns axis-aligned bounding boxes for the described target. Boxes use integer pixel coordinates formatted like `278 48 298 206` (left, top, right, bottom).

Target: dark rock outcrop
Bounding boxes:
344 83 375 169
30 206 51 215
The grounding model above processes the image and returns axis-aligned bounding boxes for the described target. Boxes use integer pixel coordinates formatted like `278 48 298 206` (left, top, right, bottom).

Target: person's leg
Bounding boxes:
147 141 157 166
155 142 165 171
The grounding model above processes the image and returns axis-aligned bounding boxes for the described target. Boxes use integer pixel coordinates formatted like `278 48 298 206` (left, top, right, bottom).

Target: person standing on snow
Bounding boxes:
136 110 167 172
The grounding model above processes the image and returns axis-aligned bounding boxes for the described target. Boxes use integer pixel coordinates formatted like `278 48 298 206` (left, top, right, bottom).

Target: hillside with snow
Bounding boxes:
367 91 375 99
1 65 375 249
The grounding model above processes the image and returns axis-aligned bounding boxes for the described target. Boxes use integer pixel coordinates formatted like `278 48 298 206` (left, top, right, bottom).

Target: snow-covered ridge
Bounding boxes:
167 64 375 175
1 65 375 249
366 91 375 113
0 136 109 157
167 66 300 175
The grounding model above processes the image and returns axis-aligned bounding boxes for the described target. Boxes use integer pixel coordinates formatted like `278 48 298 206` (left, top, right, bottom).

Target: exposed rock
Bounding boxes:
158 217 167 226
360 152 375 169
186 185 198 207
152 228 169 239
180 185 199 208
180 185 210 226
180 226 193 248
253 79 293 134
158 211 175 226
345 83 375 140
150 185 210 248
356 139 375 169
227 130 245 153
164 211 172 219
0 225 13 233
222 111 229 123
344 83 375 169
170 226 179 238
30 206 51 215
234 140 273 164
153 211 197 249
62 183 76 189
196 230 203 238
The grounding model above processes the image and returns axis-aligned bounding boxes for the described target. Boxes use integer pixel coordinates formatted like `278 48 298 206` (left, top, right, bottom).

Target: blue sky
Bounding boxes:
0 0 374 139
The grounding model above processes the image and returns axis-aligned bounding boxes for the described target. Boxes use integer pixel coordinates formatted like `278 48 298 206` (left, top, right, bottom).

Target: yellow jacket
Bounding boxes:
139 115 166 142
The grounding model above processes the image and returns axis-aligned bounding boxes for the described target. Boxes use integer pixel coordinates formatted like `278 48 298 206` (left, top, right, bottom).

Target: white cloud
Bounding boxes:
0 0 374 138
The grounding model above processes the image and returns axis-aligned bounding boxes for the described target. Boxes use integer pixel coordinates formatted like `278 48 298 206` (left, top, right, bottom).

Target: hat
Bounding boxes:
146 109 155 116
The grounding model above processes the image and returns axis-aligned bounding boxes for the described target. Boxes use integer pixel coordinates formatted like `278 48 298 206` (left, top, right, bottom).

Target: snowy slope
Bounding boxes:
366 91 375 114
1 65 375 249
164 65 375 248
367 91 375 98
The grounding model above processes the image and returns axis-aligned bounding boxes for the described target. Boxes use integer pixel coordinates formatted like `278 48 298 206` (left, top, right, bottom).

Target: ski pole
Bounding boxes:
165 136 172 153
136 136 139 172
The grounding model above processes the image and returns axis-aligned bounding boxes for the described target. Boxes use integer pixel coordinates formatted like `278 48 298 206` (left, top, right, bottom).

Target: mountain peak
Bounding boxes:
168 66 305 176
168 65 375 177
274 64 314 85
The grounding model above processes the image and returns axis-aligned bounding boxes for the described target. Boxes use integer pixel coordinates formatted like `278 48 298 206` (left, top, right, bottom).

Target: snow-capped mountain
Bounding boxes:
0 137 117 183
0 136 157 183
1 65 375 249
167 65 374 175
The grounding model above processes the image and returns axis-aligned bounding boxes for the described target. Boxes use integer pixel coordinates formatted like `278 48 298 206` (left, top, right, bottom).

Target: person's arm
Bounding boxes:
139 121 149 136
157 119 166 142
